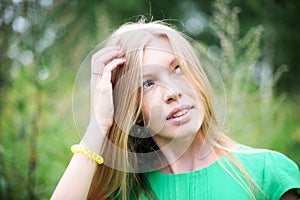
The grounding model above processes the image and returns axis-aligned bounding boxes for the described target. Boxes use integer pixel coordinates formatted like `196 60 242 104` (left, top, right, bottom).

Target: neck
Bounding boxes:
153 132 221 174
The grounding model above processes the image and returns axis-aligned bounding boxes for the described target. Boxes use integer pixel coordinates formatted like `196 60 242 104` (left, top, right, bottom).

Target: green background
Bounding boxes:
0 0 299 199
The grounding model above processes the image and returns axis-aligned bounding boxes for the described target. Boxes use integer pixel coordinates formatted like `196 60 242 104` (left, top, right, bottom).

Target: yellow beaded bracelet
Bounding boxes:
71 144 104 165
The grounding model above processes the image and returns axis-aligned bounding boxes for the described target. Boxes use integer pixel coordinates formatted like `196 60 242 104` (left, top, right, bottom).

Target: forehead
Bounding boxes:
142 37 176 66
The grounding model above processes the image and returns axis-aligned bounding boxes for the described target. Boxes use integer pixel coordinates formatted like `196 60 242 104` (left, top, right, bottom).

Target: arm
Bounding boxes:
280 189 299 200
50 122 104 200
51 46 124 200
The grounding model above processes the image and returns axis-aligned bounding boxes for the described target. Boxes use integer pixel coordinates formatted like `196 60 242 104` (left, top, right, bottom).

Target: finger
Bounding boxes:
92 46 120 60
95 50 121 64
94 58 126 92
92 46 121 65
92 47 121 74
103 57 126 74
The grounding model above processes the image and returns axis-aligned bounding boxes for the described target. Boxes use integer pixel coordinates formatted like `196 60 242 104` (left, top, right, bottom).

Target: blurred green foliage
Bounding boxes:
0 0 299 199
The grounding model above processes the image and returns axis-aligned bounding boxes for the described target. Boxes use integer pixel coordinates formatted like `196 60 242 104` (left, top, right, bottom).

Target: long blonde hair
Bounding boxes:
87 21 265 200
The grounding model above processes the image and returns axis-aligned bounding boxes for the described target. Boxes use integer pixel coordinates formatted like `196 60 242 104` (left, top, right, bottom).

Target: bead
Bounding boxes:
71 144 104 164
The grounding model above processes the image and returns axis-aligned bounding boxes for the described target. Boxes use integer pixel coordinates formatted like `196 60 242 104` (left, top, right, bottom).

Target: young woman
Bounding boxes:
51 21 300 200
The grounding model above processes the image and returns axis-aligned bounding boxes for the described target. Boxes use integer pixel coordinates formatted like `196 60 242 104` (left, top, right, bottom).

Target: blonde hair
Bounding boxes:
87 21 265 200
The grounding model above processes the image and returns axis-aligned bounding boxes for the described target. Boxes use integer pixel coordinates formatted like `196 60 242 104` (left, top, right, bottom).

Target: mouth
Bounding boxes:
166 106 193 120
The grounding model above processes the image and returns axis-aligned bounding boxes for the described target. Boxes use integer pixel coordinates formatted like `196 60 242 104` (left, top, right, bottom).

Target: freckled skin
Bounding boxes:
141 37 204 143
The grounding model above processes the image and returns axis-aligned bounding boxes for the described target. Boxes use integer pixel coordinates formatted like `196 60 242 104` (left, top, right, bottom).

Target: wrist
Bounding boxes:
88 119 110 135
71 144 104 165
80 121 107 153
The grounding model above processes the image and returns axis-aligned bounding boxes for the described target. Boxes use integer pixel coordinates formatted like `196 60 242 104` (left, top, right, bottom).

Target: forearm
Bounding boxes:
51 154 97 200
51 123 106 199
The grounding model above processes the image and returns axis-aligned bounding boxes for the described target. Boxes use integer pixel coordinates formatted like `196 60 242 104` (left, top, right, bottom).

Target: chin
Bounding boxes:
155 125 200 141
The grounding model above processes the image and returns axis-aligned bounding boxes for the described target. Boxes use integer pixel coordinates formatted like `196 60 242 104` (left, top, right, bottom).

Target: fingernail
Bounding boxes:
121 57 126 61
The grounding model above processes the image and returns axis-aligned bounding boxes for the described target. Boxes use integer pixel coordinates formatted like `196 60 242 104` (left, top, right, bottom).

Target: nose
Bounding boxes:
163 85 182 104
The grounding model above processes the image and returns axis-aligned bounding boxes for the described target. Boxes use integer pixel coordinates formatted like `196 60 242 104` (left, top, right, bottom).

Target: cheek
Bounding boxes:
142 98 165 121
182 80 205 121
179 84 199 106
141 97 166 132
141 100 150 123
177 76 196 95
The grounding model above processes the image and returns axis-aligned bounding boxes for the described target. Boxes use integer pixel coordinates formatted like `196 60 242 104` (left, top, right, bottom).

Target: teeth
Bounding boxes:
172 109 188 118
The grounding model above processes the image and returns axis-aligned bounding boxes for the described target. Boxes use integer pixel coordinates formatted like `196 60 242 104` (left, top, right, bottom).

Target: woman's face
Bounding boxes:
141 37 204 142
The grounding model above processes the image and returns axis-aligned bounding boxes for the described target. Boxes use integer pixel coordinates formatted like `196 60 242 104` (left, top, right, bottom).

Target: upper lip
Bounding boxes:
166 105 193 120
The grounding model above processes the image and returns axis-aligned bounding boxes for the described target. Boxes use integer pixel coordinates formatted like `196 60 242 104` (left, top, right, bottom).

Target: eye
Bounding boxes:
174 65 183 74
143 80 154 90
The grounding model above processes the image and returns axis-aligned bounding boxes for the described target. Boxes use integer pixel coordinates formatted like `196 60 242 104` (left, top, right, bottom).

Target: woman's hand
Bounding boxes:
82 46 125 151
91 51 125 133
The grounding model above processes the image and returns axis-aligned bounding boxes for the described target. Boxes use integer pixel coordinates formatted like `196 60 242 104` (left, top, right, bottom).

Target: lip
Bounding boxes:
166 105 193 124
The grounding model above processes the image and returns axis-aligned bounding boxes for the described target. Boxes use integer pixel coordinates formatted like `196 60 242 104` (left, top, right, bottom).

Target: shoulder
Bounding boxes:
233 146 300 180
233 146 300 199
233 146 299 169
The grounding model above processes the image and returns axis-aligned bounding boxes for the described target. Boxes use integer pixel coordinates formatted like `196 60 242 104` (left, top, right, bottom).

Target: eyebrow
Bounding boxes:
169 57 177 66
142 73 155 79
142 57 178 78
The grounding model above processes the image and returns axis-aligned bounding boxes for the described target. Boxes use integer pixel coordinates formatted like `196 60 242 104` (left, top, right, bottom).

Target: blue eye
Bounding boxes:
143 80 154 89
174 65 183 74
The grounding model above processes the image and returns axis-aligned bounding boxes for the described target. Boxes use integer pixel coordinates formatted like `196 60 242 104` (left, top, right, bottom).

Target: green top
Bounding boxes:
143 147 300 200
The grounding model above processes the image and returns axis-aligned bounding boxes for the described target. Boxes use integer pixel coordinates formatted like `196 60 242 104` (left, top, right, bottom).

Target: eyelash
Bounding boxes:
142 80 154 90
174 65 183 74
142 65 183 90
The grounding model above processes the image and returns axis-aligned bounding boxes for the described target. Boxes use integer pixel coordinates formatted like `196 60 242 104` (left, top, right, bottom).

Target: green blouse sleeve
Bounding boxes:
263 151 300 199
